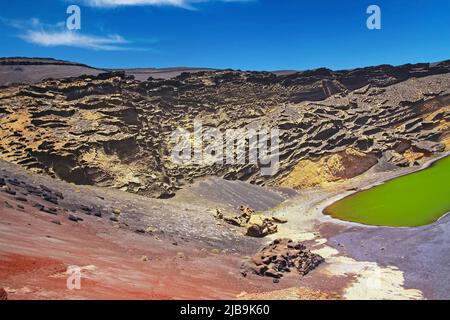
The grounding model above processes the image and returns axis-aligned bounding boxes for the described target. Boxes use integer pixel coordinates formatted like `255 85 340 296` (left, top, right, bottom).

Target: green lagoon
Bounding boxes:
324 156 450 227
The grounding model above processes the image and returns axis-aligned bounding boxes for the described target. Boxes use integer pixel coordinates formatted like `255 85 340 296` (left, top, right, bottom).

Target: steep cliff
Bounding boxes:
0 60 449 197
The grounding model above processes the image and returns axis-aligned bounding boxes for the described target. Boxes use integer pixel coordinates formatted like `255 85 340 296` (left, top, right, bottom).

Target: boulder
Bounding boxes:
246 224 268 238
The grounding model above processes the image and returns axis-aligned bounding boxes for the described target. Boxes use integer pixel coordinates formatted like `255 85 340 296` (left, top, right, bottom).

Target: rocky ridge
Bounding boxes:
0 60 449 197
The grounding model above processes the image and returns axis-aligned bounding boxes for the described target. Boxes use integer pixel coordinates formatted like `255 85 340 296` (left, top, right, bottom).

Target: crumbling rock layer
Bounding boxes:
0 61 449 197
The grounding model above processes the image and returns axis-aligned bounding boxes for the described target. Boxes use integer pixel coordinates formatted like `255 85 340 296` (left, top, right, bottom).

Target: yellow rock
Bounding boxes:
248 214 266 227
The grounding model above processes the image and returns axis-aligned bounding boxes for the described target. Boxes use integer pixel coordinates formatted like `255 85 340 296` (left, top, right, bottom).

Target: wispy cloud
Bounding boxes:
78 0 252 9
0 17 148 51
21 30 131 51
82 0 187 8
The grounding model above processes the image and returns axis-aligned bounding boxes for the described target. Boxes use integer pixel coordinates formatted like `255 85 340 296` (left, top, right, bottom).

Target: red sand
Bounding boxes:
0 193 292 300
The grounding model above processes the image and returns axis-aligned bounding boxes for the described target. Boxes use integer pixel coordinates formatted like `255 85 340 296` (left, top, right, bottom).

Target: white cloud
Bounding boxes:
83 0 188 7
20 30 131 51
80 0 252 8
0 16 145 51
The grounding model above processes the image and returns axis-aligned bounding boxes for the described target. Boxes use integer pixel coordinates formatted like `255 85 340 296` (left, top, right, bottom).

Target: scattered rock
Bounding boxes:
145 226 156 233
80 205 93 215
216 206 282 237
42 194 58 205
7 178 21 187
246 224 277 238
54 191 64 199
39 185 52 193
40 206 58 215
176 252 185 259
213 209 223 219
68 214 82 222
33 203 44 210
94 211 102 218
15 195 27 202
271 216 288 224
4 201 13 209
3 187 16 195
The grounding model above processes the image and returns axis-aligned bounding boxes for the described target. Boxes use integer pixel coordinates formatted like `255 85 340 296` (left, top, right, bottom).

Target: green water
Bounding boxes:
323 156 450 227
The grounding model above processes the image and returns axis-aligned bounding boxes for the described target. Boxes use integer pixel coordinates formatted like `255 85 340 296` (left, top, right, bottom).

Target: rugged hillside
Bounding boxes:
0 60 449 197
0 57 104 86
0 57 216 85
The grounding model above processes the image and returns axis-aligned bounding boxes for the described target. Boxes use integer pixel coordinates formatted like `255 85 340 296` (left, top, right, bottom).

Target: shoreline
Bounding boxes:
317 151 450 229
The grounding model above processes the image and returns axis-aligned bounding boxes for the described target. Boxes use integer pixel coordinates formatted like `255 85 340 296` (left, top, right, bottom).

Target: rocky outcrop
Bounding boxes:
215 206 286 237
0 60 449 197
241 238 324 279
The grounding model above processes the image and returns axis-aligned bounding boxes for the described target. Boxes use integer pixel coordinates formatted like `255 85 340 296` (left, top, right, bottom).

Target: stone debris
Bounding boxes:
40 206 58 215
241 238 324 279
3 186 16 196
68 214 82 222
216 206 287 238
15 195 27 202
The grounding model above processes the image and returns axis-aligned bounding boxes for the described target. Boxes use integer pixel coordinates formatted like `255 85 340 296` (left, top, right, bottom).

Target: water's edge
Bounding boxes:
320 151 450 228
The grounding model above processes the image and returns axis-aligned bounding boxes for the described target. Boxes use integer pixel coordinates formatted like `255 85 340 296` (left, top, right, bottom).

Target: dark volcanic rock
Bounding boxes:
42 194 58 205
15 195 27 202
68 214 82 222
241 238 324 279
0 61 449 196
40 206 58 215
3 187 16 196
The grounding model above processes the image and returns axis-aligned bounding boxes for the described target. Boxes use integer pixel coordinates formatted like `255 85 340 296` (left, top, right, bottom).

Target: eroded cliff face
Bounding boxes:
0 61 449 197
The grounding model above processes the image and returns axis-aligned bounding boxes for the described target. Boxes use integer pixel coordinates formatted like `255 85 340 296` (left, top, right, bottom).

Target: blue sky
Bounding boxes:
0 0 449 70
